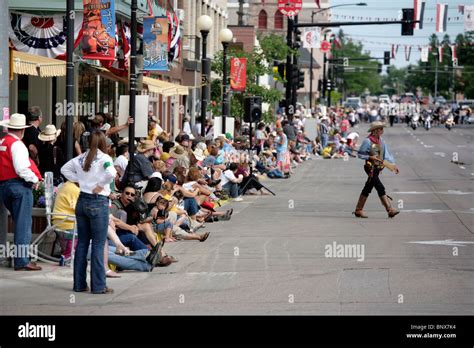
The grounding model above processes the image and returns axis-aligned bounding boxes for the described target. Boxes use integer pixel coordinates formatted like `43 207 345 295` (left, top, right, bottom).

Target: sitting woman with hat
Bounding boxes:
38 124 65 185
121 140 155 189
353 121 400 219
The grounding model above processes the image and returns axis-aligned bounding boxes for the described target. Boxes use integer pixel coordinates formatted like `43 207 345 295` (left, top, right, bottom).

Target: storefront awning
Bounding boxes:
143 76 189 97
82 64 129 84
11 50 66 77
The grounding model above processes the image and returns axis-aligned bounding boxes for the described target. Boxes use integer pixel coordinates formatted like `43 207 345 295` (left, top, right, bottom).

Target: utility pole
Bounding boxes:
0 0 8 253
285 17 294 119
129 0 137 170
66 0 75 160
434 53 439 99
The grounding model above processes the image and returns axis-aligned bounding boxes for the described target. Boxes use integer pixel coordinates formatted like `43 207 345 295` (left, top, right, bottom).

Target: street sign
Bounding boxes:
278 0 303 17
320 40 331 53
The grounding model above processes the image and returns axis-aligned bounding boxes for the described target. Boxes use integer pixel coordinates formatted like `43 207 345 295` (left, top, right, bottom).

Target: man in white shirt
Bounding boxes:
220 163 243 201
0 114 42 271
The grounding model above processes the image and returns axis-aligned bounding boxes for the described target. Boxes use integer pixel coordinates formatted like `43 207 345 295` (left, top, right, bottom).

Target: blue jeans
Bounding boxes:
183 197 200 216
107 245 151 272
0 179 33 268
223 182 239 198
320 134 328 149
115 229 149 251
267 168 284 178
74 192 109 293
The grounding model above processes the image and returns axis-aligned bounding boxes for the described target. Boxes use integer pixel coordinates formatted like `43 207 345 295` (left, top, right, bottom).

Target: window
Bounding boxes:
274 10 283 29
258 10 267 29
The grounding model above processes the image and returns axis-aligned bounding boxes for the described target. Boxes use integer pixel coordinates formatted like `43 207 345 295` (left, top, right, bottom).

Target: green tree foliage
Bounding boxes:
331 30 382 97
210 34 292 123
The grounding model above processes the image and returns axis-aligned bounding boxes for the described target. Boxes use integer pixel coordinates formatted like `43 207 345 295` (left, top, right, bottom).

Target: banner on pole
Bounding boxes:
143 16 169 71
421 46 429 62
303 28 321 49
82 0 116 61
230 58 247 92
465 5 474 32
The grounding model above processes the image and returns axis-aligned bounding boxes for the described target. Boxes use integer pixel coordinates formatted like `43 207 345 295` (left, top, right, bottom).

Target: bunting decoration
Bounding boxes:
438 46 444 63
9 13 83 58
436 3 448 33
465 5 474 31
315 0 320 9
450 44 457 66
326 12 462 22
421 46 429 62
167 11 181 63
458 4 464 14
405 45 412 61
414 0 426 29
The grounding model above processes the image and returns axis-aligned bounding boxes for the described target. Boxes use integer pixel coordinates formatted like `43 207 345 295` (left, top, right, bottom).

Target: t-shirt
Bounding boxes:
220 169 239 187
52 181 80 231
23 126 42 160
283 124 296 141
122 153 154 184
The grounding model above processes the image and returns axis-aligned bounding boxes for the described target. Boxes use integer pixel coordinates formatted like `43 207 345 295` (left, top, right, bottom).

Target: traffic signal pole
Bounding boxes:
285 17 294 120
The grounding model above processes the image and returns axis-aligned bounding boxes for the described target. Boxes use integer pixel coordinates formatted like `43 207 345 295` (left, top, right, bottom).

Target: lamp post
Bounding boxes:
432 51 439 99
197 15 213 137
309 3 367 108
220 28 233 134
129 0 137 166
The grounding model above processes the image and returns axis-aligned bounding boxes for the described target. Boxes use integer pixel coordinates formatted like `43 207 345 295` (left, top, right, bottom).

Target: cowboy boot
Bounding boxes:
353 194 368 218
380 195 400 218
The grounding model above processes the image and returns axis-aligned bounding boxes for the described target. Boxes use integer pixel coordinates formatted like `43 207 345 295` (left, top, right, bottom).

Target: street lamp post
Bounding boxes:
197 15 213 137
308 3 367 109
220 28 233 134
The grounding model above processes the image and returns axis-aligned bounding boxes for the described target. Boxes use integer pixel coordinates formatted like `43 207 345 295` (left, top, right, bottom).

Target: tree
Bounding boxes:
210 33 293 123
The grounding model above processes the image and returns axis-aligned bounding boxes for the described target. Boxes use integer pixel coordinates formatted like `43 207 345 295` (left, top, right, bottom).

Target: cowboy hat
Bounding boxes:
117 137 137 146
193 148 206 161
0 113 31 129
170 145 186 159
368 121 387 133
137 140 155 153
38 124 61 142
263 149 273 157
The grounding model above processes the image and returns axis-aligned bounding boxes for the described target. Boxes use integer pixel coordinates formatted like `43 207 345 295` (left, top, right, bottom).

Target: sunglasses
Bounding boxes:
124 192 136 197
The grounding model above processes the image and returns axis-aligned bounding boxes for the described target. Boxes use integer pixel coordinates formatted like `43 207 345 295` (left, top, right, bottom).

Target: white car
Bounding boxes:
379 95 390 105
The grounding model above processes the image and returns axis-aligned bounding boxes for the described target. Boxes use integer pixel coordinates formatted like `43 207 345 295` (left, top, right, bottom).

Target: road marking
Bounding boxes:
471 173 474 176
420 142 424 145
460 166 466 169
396 191 474 195
416 138 420 141
401 209 474 214
457 145 467 148
424 145 434 148
434 152 446 157
408 239 474 247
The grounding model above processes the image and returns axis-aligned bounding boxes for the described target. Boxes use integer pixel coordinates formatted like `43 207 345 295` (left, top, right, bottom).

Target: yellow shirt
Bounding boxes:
52 181 80 231
147 127 160 141
322 146 333 158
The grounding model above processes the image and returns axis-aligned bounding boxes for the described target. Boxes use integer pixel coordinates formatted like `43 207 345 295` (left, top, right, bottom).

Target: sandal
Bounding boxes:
106 269 121 278
200 232 210 242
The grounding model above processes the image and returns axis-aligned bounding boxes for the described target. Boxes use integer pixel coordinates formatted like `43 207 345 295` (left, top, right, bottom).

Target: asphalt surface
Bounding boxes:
1 123 473 315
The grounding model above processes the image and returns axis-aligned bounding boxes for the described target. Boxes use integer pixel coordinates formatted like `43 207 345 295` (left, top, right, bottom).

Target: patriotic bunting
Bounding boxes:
414 0 426 29
405 46 412 61
438 46 444 63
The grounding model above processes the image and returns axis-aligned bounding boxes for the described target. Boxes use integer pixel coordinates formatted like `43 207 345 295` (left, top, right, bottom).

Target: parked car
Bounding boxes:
378 94 391 105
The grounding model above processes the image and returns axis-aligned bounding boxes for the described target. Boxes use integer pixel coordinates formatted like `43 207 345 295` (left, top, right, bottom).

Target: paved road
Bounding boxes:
1 124 473 315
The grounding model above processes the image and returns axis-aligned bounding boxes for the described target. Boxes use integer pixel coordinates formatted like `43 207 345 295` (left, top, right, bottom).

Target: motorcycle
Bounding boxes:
445 115 454 131
410 113 420 130
424 114 432 131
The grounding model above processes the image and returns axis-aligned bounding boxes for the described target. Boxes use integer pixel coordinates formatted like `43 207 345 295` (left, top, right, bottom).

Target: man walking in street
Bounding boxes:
353 121 400 219
0 114 42 270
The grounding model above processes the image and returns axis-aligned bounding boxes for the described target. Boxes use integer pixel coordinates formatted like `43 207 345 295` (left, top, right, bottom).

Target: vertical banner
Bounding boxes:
303 28 321 48
421 46 429 62
465 5 474 32
413 0 425 29
82 0 116 61
143 16 169 71
438 46 444 63
230 58 247 92
405 46 412 61
436 3 448 33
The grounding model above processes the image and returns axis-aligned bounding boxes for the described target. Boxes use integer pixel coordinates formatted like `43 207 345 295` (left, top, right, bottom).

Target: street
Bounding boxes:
0 124 472 315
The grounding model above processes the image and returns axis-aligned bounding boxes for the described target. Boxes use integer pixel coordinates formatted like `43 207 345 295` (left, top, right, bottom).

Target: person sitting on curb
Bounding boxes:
220 163 244 201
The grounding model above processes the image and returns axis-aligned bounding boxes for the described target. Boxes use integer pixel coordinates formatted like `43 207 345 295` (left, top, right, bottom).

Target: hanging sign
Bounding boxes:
278 0 303 17
320 40 331 53
303 28 321 49
143 16 169 71
230 58 247 92
82 0 116 61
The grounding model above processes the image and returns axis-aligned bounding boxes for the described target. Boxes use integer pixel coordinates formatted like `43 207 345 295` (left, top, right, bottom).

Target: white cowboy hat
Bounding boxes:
368 121 387 133
0 113 31 129
193 148 206 161
38 124 61 142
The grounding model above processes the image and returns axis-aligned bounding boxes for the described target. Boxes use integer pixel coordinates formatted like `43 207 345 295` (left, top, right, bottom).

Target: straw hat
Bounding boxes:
37 125 61 142
196 142 207 151
137 140 155 153
160 152 171 161
0 113 31 129
368 121 387 133
193 148 206 161
170 145 186 159
263 149 273 157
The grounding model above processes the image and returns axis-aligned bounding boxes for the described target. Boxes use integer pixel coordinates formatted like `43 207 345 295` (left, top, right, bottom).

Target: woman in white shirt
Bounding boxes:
61 131 117 294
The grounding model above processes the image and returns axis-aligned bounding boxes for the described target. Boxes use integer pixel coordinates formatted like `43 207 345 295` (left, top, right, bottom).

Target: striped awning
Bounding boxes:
143 76 189 97
11 50 66 77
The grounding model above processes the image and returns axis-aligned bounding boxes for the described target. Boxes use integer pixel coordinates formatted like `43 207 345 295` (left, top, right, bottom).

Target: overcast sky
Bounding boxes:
330 0 467 68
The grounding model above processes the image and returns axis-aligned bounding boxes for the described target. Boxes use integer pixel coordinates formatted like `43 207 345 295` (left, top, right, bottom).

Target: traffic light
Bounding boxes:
291 65 299 85
298 70 305 89
377 63 382 74
244 96 262 123
401 8 414 36
318 79 322 92
294 29 302 49
386 66 391 74
326 79 332 91
384 51 390 65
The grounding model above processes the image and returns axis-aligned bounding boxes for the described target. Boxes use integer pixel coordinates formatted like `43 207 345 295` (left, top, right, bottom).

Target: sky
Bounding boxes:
329 0 468 68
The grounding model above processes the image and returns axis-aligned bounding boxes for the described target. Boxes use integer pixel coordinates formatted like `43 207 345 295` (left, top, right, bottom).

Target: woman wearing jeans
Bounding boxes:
61 131 117 294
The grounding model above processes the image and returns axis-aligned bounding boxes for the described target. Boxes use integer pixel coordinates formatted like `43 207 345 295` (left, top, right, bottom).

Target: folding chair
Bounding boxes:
31 172 77 267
